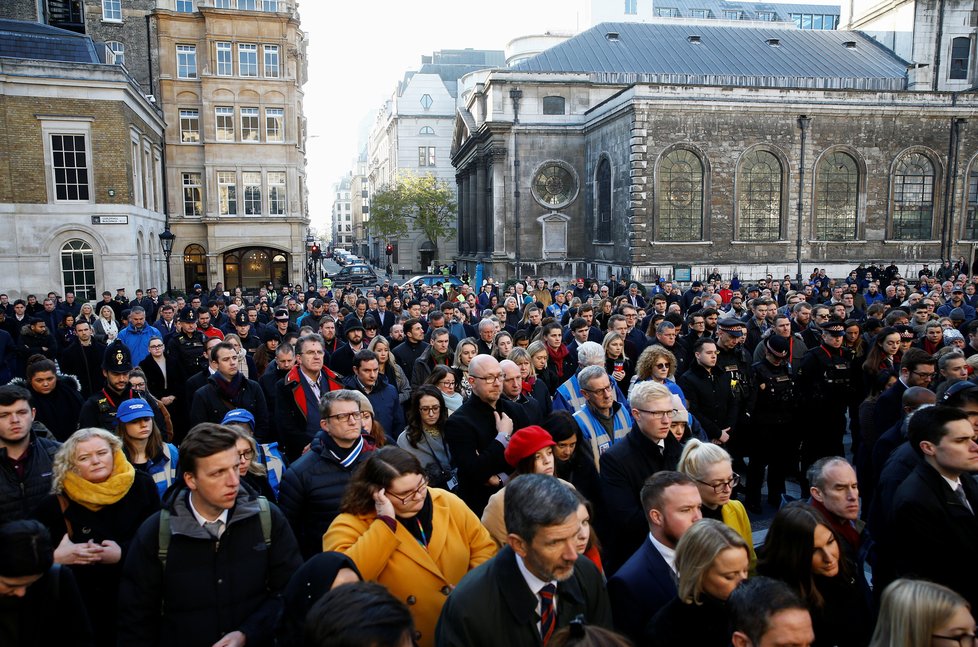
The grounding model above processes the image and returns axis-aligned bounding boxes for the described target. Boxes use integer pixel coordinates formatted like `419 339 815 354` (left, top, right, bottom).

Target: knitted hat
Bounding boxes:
504 425 556 467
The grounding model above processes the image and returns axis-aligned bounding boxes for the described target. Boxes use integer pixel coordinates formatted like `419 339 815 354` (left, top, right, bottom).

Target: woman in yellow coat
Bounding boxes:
323 446 497 647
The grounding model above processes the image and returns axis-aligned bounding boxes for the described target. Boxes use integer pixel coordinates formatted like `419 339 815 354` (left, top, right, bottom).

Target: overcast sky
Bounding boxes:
300 0 579 233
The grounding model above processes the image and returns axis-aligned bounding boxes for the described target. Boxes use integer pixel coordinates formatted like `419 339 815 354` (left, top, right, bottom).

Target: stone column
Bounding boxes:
456 175 466 255
475 158 486 258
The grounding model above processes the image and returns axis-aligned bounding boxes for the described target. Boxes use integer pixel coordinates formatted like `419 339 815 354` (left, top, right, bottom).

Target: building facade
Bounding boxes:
331 175 352 251
0 21 166 300
452 22 978 283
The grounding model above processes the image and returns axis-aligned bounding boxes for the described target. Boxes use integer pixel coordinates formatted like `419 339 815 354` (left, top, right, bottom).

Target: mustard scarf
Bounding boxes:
62 448 136 511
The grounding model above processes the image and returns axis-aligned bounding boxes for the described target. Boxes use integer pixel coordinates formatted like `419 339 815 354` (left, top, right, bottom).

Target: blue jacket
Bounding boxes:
341 374 405 442
142 443 179 500
553 373 628 413
607 536 677 643
118 324 161 366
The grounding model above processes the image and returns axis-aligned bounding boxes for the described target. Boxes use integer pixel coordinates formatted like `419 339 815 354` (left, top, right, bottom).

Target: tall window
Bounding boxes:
965 167 978 239
625 0 638 14
268 172 286 215
263 0 279 10
240 107 259 142
238 44 258 77
102 0 121 21
656 149 704 241
183 244 207 290
183 172 202 216
106 41 125 66
265 108 284 141
61 240 96 301
737 150 782 241
418 146 436 167
216 107 234 141
180 109 200 143
239 0 257 8
891 152 936 240
214 0 232 7
243 172 262 214
51 134 90 201
951 37 971 80
596 158 612 242
215 42 233 76
815 151 859 240
218 171 237 215
263 45 280 77
177 45 197 79
175 0 194 11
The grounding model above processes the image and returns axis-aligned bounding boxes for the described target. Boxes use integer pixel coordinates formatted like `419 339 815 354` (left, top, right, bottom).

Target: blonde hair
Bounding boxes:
678 438 732 481
869 579 971 647
602 331 628 362
51 428 123 493
676 518 749 604
629 380 673 409
507 346 536 377
228 426 267 477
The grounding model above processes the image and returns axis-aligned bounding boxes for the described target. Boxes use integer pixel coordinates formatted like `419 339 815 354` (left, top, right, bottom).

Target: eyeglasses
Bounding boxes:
912 370 936 380
387 476 428 504
932 633 978 647
327 411 363 422
439 380 456 388
582 384 613 394
634 408 677 420
149 344 165 349
302 350 325 356
237 449 255 461
654 362 671 369
470 373 504 384
694 474 742 493
419 405 441 414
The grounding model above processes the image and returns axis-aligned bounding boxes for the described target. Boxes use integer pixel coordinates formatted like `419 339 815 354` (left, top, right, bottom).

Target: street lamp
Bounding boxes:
159 226 175 297
305 229 315 286
510 87 523 280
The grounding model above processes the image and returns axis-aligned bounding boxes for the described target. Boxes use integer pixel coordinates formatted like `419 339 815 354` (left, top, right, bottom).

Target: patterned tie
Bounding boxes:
539 583 556 644
956 483 974 515
203 520 224 539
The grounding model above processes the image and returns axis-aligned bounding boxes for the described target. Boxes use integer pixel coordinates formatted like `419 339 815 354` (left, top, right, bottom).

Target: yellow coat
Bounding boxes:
721 499 758 572
323 488 497 647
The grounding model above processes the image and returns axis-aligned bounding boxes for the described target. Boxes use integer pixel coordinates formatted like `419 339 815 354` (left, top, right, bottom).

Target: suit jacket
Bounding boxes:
891 461 978 611
607 537 677 643
370 309 396 336
435 546 612 647
873 380 908 441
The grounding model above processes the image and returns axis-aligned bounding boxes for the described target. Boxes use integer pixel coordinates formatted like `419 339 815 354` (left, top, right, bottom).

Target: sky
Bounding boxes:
299 0 580 233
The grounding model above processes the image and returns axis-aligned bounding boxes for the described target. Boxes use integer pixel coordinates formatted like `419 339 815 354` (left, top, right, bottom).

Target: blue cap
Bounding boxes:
117 398 154 423
222 408 255 428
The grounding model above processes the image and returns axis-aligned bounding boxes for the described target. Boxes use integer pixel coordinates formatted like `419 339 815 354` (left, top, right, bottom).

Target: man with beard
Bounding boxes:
392 318 429 378
77 340 164 432
327 320 366 378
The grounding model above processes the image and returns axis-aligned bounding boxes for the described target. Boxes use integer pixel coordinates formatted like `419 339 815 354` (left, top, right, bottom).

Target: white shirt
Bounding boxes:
515 552 558 632
188 492 230 537
649 533 678 575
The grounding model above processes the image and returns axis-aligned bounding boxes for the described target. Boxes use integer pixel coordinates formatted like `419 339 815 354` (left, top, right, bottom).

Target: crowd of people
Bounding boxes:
0 259 977 647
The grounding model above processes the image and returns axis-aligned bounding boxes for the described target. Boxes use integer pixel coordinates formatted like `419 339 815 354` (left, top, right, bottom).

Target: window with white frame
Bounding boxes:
243 172 262 214
143 145 153 210
51 134 90 201
102 0 121 21
214 0 231 7
241 107 260 142
238 44 258 76
106 41 125 66
176 0 194 11
215 42 233 76
180 109 200 143
263 45 280 78
268 172 286 215
239 0 257 9
263 0 279 10
216 107 234 141
218 171 237 215
131 138 143 207
183 172 202 216
61 240 97 301
418 146 436 167
177 45 197 79
265 108 284 141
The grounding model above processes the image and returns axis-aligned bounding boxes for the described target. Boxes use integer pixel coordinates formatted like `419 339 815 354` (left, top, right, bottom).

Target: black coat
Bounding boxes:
189 373 269 441
891 461 978 611
608 536 677 643
444 395 529 515
678 363 737 441
58 340 106 399
117 485 301 647
644 594 731 647
392 339 429 380
0 429 60 523
0 564 93 647
434 546 612 647
599 425 682 575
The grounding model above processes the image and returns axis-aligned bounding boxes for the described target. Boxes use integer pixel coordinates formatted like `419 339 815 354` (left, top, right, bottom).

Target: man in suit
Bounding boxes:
608 471 702 643
369 295 396 337
873 348 937 438
435 475 612 646
890 405 978 611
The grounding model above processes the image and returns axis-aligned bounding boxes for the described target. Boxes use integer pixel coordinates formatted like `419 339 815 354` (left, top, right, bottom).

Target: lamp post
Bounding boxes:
159 226 175 297
510 87 523 280
305 229 315 286
795 115 811 286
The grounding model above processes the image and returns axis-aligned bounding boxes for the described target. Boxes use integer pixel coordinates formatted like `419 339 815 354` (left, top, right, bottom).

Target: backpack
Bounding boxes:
157 496 271 568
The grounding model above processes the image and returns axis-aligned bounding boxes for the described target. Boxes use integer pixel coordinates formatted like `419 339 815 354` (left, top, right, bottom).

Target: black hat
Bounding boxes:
951 307 967 321
691 280 703 287
942 380 978 403
0 519 53 577
27 316 44 325
718 318 746 337
895 324 916 340
765 334 791 357
345 320 365 335
363 316 378 330
273 308 290 321
261 326 280 343
820 318 846 336
234 310 249 326
952 286 965 294
178 306 197 323
102 339 133 372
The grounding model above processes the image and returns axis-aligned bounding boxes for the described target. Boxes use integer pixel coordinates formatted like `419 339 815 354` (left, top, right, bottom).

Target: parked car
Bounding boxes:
332 263 378 287
400 275 465 290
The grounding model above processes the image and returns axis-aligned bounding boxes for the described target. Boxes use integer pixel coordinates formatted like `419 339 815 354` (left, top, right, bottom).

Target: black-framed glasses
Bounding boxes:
581 384 613 395
237 449 255 461
932 633 978 647
470 373 503 384
694 474 741 493
387 476 428 504
912 370 937 380
327 411 363 422
419 405 441 414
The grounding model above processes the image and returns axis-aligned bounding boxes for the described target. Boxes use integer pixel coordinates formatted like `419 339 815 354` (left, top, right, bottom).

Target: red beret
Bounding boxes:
505 425 557 467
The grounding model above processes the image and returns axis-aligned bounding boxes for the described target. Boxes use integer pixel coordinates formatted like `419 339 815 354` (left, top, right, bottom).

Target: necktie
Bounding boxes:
203 520 224 539
539 583 556 644
956 483 974 514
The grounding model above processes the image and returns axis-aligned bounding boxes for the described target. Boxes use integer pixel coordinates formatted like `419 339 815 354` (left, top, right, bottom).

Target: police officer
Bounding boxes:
795 318 853 485
166 306 206 378
715 317 753 477
232 310 262 355
77 340 164 431
745 335 797 513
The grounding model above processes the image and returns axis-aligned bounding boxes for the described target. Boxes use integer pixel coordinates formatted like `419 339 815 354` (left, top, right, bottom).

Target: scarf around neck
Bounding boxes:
546 344 570 379
62 448 135 511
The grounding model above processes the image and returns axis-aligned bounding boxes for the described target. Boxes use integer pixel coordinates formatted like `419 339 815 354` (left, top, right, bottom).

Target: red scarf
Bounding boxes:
522 376 536 397
546 344 570 379
811 498 861 550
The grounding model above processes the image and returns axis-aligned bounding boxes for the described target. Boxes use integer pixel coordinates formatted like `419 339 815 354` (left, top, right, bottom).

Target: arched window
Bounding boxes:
183 244 207 291
419 126 435 135
656 148 704 241
891 152 936 240
595 157 612 242
815 151 859 240
106 40 125 66
951 36 971 80
61 239 96 301
737 150 782 241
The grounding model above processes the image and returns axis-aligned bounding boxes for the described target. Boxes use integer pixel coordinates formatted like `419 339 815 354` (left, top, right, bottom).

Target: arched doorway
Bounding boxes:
223 246 289 290
183 244 207 291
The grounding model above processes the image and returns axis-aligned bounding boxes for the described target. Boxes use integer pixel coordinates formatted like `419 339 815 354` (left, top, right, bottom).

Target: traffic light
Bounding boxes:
311 244 321 259
386 244 393 256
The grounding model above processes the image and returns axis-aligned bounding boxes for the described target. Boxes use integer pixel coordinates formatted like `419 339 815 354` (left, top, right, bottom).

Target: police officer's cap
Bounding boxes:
273 308 290 322
942 380 978 403
765 334 791 358
820 318 846 336
102 340 133 372
718 318 746 337
178 306 197 323
234 310 249 326
895 324 916 341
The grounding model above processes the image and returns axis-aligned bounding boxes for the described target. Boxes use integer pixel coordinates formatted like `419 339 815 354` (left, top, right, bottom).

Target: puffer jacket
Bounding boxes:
0 426 60 523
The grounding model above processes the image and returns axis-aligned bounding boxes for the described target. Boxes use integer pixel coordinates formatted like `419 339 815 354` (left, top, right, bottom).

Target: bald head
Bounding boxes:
499 359 522 399
468 354 503 404
903 386 937 412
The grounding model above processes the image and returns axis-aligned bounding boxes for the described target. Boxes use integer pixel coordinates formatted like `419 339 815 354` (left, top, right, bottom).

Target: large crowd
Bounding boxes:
0 258 977 647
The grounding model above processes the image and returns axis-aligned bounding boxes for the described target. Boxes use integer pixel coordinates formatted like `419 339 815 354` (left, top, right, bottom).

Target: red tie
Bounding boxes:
540 583 556 644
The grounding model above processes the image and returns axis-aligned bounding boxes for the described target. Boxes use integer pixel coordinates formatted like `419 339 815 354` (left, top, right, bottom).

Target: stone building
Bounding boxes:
451 22 978 283
331 175 352 250
0 20 166 300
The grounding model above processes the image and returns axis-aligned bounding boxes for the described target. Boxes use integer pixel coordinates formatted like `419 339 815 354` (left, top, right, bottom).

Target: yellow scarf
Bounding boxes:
62 448 136 511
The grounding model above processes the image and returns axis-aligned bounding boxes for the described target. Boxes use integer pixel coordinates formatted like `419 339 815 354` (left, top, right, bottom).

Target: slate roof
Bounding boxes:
0 19 99 64
511 22 909 90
